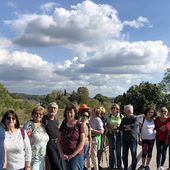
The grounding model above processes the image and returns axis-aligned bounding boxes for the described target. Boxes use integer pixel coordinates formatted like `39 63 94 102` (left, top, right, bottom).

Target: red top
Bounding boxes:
155 116 170 141
166 121 170 131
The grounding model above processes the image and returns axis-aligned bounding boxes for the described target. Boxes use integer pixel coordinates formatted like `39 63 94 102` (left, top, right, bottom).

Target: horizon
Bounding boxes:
0 0 169 97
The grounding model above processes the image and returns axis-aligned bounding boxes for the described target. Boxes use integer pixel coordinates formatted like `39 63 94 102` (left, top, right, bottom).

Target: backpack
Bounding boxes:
20 128 25 139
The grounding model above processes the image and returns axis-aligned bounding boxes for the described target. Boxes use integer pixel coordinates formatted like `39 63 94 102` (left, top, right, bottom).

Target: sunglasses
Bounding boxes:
6 117 16 121
111 107 119 111
82 114 89 118
161 110 167 113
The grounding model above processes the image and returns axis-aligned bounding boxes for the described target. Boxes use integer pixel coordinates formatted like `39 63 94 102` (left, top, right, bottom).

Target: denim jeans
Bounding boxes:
84 143 89 160
107 132 122 169
31 157 44 170
156 139 168 168
47 141 63 170
122 140 137 170
62 153 84 170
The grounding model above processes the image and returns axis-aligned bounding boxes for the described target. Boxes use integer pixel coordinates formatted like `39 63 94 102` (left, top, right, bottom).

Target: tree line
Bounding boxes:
0 69 170 121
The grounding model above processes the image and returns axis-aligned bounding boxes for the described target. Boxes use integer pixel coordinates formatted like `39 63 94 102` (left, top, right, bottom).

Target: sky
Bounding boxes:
0 0 170 97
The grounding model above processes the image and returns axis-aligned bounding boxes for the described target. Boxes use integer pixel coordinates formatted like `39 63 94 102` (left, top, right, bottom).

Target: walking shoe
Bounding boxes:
145 165 150 170
138 165 145 170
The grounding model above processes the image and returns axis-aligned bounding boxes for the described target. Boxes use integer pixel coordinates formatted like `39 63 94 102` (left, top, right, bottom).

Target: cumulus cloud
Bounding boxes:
0 48 55 81
0 36 12 47
123 16 150 28
40 2 58 13
1 1 169 97
5 1 122 51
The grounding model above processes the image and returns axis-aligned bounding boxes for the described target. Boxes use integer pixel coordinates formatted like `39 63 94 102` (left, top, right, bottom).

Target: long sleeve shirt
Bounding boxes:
5 129 32 170
119 114 138 141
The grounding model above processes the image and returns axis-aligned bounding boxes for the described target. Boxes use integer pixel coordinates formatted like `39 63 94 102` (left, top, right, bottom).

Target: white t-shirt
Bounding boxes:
139 117 155 140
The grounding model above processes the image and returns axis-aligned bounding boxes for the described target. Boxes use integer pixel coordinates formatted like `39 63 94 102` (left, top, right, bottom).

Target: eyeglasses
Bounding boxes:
35 113 43 116
82 114 89 118
6 117 16 121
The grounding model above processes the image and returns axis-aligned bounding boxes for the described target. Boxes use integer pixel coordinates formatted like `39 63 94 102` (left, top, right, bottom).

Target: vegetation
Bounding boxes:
0 68 170 123
114 82 165 114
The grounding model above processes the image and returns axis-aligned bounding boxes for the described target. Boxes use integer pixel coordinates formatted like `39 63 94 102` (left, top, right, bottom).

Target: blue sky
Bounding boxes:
0 0 169 97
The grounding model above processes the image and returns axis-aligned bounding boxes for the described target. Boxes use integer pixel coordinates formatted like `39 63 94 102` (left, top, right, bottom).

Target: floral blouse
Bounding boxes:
24 121 49 159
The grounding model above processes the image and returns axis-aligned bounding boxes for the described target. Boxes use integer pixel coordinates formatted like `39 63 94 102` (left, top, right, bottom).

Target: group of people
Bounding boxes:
0 102 170 170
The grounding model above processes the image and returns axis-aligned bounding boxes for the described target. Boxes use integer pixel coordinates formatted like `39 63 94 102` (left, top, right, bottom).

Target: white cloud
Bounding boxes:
0 36 12 47
40 2 58 13
123 16 150 28
1 1 169 97
5 1 122 51
0 48 55 81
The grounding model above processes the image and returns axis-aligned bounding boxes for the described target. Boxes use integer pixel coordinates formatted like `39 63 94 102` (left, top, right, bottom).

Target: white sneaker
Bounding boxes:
160 167 164 170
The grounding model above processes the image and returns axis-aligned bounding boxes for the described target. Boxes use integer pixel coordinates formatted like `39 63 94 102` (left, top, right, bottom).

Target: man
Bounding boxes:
42 102 62 170
119 104 138 170
0 122 6 170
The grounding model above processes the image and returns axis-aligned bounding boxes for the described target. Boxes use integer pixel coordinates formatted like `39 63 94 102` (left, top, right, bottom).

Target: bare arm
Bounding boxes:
57 132 68 160
3 144 7 169
68 132 85 160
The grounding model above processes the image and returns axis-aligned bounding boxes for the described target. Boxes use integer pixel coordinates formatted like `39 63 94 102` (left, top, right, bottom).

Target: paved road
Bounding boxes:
99 143 169 170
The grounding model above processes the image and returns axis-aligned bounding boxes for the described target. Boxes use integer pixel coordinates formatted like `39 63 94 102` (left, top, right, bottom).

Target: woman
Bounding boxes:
79 109 92 162
155 107 170 170
87 107 104 170
57 104 85 170
1 110 32 170
98 106 107 167
24 106 49 170
166 126 170 170
138 107 156 170
105 103 123 169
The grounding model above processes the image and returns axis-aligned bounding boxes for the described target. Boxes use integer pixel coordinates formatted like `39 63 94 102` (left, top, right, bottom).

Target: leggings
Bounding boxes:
142 139 155 158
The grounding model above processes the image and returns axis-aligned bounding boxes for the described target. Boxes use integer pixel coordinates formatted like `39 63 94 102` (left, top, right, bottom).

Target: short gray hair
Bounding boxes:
124 104 134 113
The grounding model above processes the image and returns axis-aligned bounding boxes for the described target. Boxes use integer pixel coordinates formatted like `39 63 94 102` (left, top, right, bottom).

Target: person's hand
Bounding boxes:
68 154 75 160
160 125 166 132
25 166 31 170
138 140 142 145
60 153 68 160
124 125 131 131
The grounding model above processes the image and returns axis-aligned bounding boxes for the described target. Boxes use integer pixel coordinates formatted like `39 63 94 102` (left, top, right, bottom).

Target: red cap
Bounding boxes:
78 104 89 113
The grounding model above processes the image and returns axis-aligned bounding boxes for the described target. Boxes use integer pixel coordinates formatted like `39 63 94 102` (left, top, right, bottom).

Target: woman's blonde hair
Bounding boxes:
111 103 120 111
32 106 45 116
99 106 106 115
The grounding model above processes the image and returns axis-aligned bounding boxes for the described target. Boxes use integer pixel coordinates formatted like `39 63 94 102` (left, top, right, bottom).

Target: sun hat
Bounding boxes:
78 104 89 113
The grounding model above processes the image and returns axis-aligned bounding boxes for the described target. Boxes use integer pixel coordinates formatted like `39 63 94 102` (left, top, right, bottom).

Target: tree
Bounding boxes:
159 68 170 94
94 93 110 104
77 87 89 104
69 91 79 103
114 82 165 114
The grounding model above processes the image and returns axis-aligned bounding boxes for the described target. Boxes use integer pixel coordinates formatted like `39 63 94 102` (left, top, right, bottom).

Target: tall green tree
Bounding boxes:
159 68 170 94
77 87 89 104
94 93 110 104
114 82 165 114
